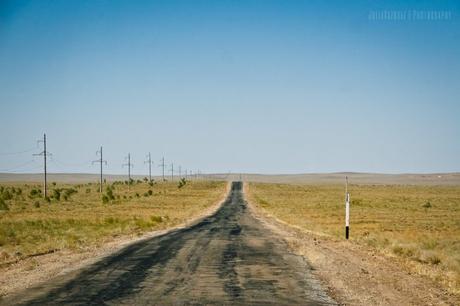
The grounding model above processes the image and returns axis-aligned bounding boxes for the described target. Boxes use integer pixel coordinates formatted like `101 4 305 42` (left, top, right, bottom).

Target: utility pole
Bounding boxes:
170 163 174 181
158 157 166 181
144 152 153 182
33 133 52 198
178 166 181 179
92 146 107 193
122 153 134 190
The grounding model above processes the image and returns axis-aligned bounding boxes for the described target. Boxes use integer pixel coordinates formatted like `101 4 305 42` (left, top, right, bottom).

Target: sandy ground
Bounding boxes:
244 184 460 306
0 182 231 299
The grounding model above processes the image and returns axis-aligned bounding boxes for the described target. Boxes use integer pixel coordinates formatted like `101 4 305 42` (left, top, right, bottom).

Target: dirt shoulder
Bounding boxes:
0 182 231 298
244 184 459 306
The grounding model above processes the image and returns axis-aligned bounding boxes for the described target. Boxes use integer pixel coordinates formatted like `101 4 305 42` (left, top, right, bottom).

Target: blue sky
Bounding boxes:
0 0 459 175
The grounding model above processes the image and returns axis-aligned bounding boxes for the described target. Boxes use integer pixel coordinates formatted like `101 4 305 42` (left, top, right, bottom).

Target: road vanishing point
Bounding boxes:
5 182 336 305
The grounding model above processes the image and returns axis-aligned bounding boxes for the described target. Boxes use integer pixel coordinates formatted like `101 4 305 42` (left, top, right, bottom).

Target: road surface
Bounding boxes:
5 182 336 305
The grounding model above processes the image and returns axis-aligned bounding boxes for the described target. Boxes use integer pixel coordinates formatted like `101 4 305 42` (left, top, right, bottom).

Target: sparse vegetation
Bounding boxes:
178 178 187 189
247 182 460 294
0 181 225 266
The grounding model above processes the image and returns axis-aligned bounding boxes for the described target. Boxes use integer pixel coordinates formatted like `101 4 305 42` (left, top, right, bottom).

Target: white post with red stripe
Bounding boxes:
345 176 350 239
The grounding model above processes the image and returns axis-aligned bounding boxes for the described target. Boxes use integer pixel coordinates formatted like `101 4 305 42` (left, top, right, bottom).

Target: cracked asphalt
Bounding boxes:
5 182 336 305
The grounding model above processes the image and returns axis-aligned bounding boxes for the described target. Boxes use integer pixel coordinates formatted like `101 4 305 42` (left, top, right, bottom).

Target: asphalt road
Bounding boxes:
6 182 336 305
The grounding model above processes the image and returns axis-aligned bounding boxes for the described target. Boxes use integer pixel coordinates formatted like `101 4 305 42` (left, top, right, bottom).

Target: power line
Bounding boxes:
0 146 38 156
0 160 37 172
50 157 93 168
2 164 43 173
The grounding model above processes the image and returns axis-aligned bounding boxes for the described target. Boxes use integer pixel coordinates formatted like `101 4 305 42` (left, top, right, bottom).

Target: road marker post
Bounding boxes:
345 176 350 240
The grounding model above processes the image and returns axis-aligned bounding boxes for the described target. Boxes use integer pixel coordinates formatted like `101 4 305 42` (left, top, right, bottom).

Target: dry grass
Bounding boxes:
247 182 460 294
0 179 226 265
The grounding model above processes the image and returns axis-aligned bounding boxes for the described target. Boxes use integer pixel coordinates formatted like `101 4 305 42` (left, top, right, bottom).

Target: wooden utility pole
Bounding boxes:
144 152 153 182
159 157 165 181
92 146 107 193
170 163 174 181
123 153 133 190
33 133 51 198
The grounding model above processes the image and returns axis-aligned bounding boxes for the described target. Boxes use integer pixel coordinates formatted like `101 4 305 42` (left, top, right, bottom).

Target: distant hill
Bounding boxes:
1 172 459 185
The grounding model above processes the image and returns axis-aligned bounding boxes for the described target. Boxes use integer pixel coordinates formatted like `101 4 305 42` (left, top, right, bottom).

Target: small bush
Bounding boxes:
178 178 187 189
105 216 118 224
0 199 9 211
102 195 109 204
86 188 91 194
34 201 40 208
135 193 140 198
2 190 13 200
52 189 61 201
150 215 163 223
148 190 153 196
105 186 115 200
427 254 441 265
29 189 41 198
143 192 149 197
423 201 432 208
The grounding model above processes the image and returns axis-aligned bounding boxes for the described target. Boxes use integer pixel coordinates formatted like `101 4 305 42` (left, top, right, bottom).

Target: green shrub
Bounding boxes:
53 189 61 201
0 199 9 211
178 178 187 189
102 195 109 204
29 188 42 198
423 201 432 208
2 190 13 200
150 215 163 223
148 190 153 196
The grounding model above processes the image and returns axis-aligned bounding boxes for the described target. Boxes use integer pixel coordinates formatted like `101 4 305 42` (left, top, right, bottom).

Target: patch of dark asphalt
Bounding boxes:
2 182 336 305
